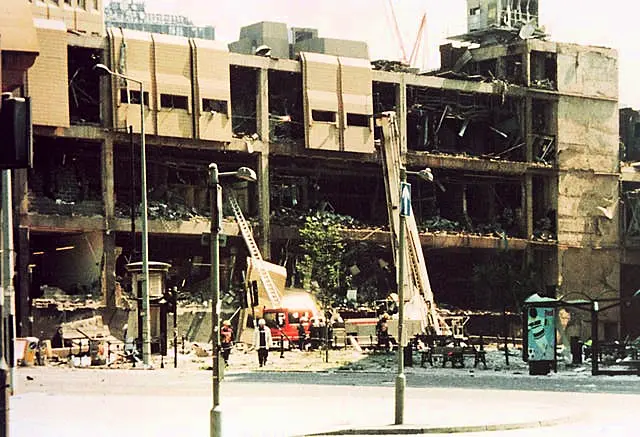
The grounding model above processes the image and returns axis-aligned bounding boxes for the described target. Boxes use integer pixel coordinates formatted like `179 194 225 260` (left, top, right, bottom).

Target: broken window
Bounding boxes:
202 98 228 115
623 183 640 244
120 89 150 106
532 176 556 241
373 81 396 113
406 87 525 161
470 7 480 16
160 94 188 110
311 110 336 123
470 59 497 79
531 99 556 164
620 108 640 162
347 113 370 127
502 55 524 85
29 138 103 216
268 70 304 144
230 66 257 136
426 172 524 238
530 51 557 90
68 46 101 125
270 158 385 226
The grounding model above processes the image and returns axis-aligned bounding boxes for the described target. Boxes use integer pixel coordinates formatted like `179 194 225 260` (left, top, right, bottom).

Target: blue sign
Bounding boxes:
400 182 411 217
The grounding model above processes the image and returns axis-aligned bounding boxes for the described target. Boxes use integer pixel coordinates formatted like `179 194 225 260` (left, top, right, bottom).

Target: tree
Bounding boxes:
471 252 540 311
297 212 347 304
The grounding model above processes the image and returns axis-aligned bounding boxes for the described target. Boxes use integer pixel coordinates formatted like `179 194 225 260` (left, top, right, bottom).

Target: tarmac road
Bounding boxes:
10 365 640 436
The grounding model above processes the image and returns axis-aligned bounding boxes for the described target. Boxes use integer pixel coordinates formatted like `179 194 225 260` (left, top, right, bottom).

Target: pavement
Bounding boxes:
9 365 601 437
9 346 640 436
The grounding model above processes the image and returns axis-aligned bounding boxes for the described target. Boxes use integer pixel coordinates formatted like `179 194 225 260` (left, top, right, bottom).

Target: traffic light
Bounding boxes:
240 284 249 309
162 287 177 313
0 93 32 169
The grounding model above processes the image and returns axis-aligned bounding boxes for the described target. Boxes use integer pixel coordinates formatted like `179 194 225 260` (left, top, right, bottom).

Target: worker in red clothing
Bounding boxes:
220 320 234 365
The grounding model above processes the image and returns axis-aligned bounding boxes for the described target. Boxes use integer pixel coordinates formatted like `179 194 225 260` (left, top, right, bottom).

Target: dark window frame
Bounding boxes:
120 88 150 106
346 113 371 127
312 110 336 123
202 98 228 115
160 93 189 110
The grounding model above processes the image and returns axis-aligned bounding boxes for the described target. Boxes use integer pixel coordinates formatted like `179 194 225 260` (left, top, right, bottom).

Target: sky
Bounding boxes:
141 0 640 107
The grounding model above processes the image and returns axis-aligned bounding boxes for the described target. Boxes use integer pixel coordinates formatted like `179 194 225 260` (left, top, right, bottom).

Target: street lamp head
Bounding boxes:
417 168 434 182
235 167 257 182
93 63 113 76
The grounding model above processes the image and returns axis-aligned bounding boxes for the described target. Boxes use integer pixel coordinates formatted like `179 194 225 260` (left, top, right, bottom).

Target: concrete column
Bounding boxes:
524 97 533 162
16 227 29 337
523 47 531 87
101 135 117 308
256 68 271 260
257 152 271 260
396 77 408 153
13 167 30 336
524 174 534 239
256 68 269 143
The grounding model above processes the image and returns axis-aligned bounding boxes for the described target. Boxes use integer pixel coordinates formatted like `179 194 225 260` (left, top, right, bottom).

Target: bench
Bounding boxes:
418 336 487 369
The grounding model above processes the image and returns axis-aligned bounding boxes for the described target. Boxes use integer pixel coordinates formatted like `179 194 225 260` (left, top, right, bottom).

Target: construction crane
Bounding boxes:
383 0 427 69
377 112 450 336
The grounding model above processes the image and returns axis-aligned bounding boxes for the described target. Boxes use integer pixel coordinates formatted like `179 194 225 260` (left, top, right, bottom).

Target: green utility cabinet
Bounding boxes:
522 294 558 375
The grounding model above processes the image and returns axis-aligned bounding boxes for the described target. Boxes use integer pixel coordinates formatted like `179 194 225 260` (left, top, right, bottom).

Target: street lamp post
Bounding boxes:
93 63 151 366
395 166 433 425
208 163 257 437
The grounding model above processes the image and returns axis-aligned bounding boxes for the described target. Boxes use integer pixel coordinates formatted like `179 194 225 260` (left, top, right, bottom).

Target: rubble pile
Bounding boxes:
271 208 371 229
371 60 419 73
115 200 207 221
531 217 556 242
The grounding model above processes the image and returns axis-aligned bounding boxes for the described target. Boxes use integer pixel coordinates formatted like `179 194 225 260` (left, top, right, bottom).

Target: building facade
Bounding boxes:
1 0 623 341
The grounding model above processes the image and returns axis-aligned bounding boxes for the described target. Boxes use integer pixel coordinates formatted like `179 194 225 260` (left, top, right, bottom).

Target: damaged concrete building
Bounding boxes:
0 0 624 343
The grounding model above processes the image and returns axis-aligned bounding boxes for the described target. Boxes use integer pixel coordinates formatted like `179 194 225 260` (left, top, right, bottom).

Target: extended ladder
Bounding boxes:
228 195 282 308
378 112 447 335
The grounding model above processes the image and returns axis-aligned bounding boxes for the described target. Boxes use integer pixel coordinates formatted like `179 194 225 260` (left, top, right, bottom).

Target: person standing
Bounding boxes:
253 318 273 367
297 317 308 351
376 313 390 353
220 320 234 365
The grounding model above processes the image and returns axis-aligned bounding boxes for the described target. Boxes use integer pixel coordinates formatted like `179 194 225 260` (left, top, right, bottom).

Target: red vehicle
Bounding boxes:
263 308 315 349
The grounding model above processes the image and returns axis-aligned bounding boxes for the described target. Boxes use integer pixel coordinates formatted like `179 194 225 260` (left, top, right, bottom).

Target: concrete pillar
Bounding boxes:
13 166 30 336
101 135 117 308
523 47 531 87
524 174 534 239
256 68 271 260
256 68 269 143
16 227 29 337
396 77 408 153
257 152 271 260
524 97 533 162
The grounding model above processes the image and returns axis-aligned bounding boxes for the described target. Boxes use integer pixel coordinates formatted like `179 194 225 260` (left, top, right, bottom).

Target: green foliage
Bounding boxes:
297 212 347 304
471 253 540 311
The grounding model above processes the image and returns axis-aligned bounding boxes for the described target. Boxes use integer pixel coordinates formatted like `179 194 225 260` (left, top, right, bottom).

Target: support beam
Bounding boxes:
524 97 533 163
525 174 534 239
101 135 116 308
16 227 29 337
256 68 269 143
13 166 29 337
396 78 407 154
256 68 271 259
257 152 271 260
